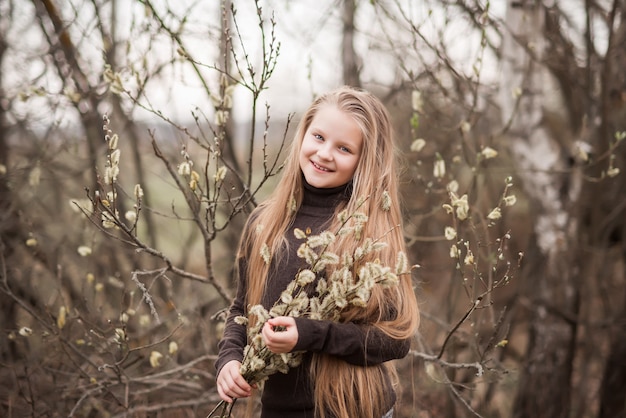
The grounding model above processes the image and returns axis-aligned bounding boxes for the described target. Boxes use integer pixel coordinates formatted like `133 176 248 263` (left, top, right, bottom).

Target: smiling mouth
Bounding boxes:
311 160 332 172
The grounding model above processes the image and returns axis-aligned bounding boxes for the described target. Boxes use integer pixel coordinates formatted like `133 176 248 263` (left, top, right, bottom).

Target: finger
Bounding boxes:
232 373 252 393
225 369 250 393
222 378 250 400
262 322 279 344
220 370 251 400
231 385 250 398
268 316 294 329
217 383 233 403
262 330 280 353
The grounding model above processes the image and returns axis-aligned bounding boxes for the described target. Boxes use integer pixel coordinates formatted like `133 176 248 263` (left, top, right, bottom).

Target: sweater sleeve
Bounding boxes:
214 256 248 378
292 317 411 366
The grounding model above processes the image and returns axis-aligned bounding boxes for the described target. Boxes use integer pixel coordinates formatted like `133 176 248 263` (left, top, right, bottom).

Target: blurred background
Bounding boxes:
1 0 625 417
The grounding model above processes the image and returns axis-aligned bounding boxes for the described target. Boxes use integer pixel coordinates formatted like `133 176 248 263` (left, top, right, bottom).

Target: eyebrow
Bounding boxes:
309 123 325 135
309 123 362 152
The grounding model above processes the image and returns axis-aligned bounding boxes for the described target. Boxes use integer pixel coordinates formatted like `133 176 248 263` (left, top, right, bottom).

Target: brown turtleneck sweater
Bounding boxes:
215 181 410 418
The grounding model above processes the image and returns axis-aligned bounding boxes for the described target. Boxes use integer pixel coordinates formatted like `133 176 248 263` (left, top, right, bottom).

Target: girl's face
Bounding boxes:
299 104 363 189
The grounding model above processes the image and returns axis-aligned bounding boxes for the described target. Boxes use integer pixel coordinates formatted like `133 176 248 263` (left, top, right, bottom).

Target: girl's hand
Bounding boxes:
216 360 253 403
262 316 298 354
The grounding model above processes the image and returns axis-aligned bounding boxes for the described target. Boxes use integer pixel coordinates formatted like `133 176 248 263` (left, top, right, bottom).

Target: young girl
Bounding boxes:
215 86 419 418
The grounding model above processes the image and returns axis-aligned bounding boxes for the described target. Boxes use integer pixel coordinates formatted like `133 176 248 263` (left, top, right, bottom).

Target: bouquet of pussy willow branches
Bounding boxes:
208 208 411 418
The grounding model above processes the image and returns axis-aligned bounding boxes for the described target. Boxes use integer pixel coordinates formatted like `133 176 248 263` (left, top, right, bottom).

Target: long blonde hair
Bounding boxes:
239 86 419 417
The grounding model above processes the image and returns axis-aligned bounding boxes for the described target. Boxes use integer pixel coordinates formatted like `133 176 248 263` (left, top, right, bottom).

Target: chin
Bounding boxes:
304 177 328 188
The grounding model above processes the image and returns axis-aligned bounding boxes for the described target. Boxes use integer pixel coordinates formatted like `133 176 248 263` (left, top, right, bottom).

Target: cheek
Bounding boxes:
299 146 308 163
343 157 360 176
299 139 313 157
350 163 359 177
298 145 310 169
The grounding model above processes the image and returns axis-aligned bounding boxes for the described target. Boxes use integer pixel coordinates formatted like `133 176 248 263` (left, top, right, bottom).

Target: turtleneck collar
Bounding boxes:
301 177 352 209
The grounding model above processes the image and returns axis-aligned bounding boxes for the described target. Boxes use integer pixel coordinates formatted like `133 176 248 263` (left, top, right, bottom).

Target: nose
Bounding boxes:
317 143 333 161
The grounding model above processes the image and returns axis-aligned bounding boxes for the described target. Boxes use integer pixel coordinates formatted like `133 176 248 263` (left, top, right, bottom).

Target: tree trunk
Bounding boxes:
0 11 18 362
499 2 580 416
598 4 626 415
35 0 102 192
599 263 626 418
342 0 361 87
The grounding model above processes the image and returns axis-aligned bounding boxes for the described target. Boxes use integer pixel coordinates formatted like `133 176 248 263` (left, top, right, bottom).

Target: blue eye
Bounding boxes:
314 134 324 141
339 146 351 153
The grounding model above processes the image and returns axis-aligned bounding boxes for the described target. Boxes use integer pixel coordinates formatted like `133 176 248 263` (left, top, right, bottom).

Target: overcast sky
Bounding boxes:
3 0 512 129
111 0 506 124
